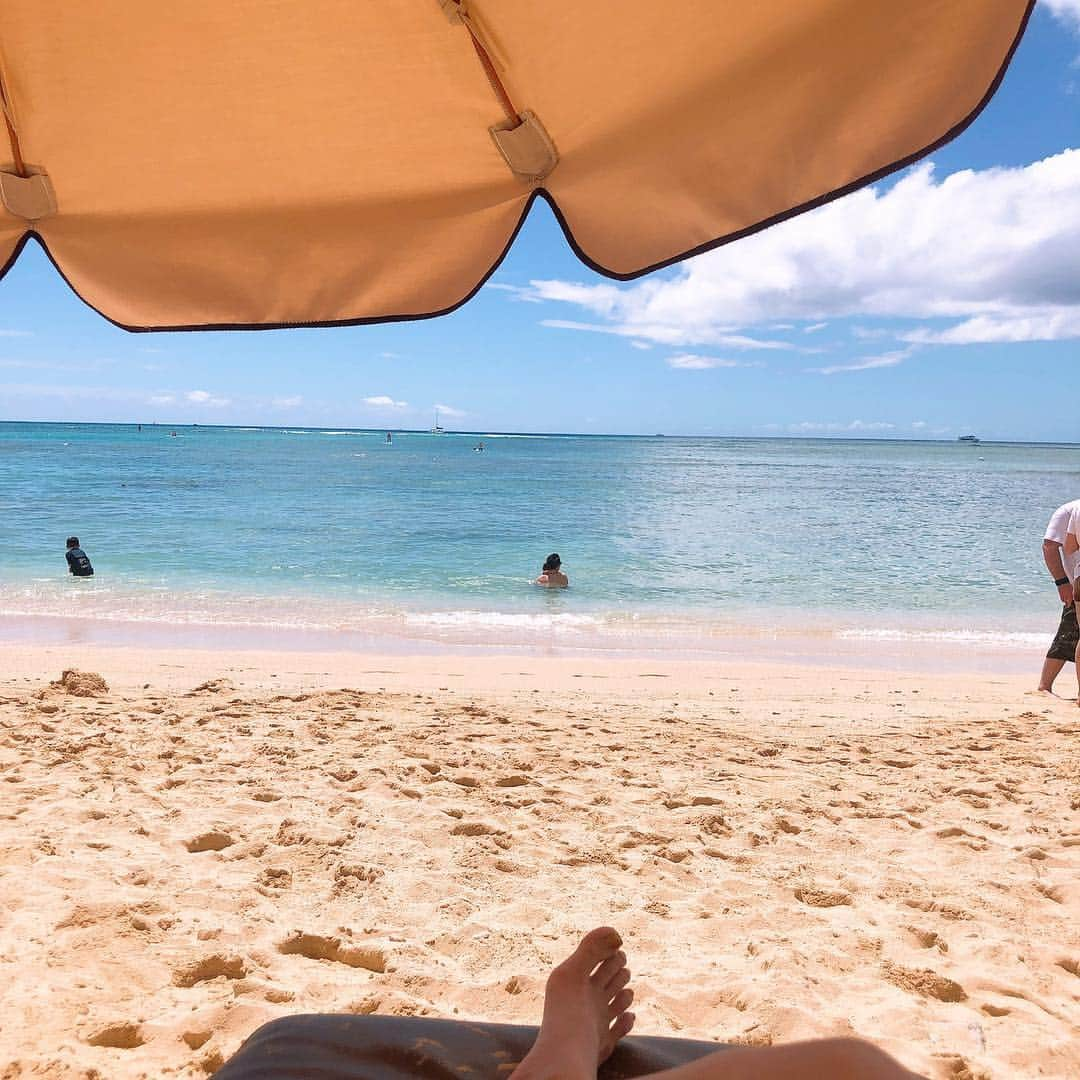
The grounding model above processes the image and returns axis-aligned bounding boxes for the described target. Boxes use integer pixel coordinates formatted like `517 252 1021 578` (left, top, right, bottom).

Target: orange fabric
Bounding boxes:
0 0 1031 329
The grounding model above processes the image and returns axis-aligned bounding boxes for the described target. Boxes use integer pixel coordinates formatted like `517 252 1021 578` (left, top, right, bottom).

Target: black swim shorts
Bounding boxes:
1047 603 1079 662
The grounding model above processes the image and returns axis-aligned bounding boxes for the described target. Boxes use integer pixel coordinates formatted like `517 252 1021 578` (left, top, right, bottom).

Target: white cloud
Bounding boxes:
630 341 652 350
148 394 175 405
363 394 409 410
522 149 1080 350
433 402 467 418
0 329 32 338
804 322 828 333
540 318 793 351
904 311 1080 345
1045 0 1080 31
666 353 764 370
806 348 912 376
484 282 544 304
379 351 402 359
271 395 303 408
185 389 230 407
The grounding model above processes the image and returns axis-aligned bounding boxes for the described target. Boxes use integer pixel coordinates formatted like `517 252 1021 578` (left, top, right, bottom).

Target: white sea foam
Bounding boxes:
837 627 1045 647
404 610 603 631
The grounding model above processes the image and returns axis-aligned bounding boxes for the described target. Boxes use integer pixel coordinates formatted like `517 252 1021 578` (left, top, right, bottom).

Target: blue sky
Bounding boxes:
1 3 1078 439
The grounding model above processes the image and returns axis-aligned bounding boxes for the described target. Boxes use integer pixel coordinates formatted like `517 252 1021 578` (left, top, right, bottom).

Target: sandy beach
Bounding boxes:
1 641 1077 1079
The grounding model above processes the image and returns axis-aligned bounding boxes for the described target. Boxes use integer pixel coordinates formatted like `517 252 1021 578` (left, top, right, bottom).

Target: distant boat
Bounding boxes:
957 434 980 444
430 410 445 434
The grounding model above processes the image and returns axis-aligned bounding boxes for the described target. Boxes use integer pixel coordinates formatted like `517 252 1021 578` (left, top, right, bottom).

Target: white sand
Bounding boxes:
0 644 1077 1078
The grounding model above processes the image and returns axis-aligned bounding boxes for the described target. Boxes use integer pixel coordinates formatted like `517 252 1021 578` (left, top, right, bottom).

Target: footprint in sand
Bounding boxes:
903 926 948 952
450 820 503 837
86 1021 144 1049
902 894 973 921
794 886 852 908
172 954 247 988
185 830 234 853
934 826 988 851
257 867 292 889
185 678 234 696
881 961 967 1002
233 977 295 1004
334 863 384 892
495 774 529 787
276 931 387 972
1034 882 1066 904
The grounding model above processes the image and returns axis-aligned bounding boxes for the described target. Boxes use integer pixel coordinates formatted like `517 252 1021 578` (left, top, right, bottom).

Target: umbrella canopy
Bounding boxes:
0 1 1032 331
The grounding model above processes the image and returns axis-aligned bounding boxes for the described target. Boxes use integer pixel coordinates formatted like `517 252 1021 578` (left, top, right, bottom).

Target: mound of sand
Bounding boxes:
49 669 109 697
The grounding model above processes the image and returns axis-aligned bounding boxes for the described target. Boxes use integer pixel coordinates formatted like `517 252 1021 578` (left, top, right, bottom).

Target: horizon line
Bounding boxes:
0 419 1074 447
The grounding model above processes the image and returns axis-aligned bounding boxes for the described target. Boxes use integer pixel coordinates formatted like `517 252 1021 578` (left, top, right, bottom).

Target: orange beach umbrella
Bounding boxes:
0 1 1033 331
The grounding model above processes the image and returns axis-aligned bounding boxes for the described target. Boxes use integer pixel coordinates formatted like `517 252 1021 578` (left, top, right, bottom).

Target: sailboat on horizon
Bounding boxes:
429 409 445 434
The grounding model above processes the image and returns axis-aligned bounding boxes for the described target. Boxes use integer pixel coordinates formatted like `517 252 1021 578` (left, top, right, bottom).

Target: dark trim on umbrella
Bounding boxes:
0 0 1035 333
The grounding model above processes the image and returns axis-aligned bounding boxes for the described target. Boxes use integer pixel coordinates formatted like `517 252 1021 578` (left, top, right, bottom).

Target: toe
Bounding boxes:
608 987 634 1019
592 950 627 988
559 927 622 977
600 1010 636 1065
605 967 631 1001
609 1011 636 1043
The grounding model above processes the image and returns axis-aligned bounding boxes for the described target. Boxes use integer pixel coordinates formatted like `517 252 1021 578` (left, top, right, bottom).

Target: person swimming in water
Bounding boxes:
65 536 94 577
535 553 568 588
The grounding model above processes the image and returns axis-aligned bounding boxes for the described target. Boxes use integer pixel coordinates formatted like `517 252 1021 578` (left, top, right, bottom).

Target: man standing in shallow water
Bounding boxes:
1038 499 1080 695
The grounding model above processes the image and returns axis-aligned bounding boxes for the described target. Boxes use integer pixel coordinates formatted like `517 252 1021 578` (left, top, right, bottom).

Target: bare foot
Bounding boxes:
511 927 636 1080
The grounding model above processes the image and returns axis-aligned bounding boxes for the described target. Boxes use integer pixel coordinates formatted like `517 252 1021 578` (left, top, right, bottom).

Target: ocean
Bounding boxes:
1 422 1076 659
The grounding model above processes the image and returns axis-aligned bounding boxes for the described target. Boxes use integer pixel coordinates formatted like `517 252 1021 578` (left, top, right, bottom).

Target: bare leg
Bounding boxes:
510 927 635 1080
514 931 924 1080
633 1038 925 1079
1074 614 1080 705
1038 657 1065 693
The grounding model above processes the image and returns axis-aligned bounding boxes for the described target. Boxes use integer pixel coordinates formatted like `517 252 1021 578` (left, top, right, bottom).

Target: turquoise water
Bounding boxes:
0 422 1076 650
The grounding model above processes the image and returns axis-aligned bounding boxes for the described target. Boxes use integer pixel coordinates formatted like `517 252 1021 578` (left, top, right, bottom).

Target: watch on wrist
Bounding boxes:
1054 576 1070 587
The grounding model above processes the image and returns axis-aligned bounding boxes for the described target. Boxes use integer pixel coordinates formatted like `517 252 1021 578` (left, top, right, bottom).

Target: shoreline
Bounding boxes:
1 638 1049 696
0 610 1050 676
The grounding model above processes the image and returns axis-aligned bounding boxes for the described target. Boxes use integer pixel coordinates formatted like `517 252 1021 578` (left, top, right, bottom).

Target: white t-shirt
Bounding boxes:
1045 500 1080 583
